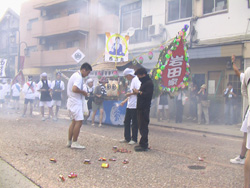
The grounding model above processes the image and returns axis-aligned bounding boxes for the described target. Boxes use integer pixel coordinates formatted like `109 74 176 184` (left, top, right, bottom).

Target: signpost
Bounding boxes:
72 49 85 63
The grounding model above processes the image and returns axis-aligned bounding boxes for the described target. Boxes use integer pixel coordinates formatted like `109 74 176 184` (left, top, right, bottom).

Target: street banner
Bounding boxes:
105 32 129 62
161 40 187 89
0 58 7 77
12 70 25 85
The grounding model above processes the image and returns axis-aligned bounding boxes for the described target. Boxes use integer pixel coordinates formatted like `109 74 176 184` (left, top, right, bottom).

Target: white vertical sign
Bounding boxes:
0 59 7 77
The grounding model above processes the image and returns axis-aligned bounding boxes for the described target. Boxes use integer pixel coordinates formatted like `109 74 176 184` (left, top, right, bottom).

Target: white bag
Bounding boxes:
83 100 89 116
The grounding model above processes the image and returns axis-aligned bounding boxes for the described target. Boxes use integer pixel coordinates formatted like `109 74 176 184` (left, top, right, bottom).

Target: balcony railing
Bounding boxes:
32 13 89 37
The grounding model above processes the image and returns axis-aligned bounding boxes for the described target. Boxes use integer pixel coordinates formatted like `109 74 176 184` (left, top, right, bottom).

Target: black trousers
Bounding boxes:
137 108 150 149
124 108 138 142
175 100 183 123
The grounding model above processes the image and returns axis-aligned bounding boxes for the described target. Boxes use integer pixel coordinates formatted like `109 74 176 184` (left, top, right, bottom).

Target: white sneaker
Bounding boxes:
128 140 136 145
66 140 72 148
119 139 128 143
71 142 85 149
98 124 102 127
230 156 245 164
41 117 46 121
53 117 57 121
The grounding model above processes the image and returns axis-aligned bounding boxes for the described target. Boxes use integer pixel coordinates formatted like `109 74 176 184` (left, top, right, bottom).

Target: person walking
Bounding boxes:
91 76 108 127
175 89 184 123
3 79 11 108
157 90 170 122
223 82 236 125
37 72 54 121
11 80 21 112
51 72 65 121
22 75 35 117
119 68 141 145
197 84 209 125
67 62 92 149
189 82 198 121
83 78 94 124
132 68 154 152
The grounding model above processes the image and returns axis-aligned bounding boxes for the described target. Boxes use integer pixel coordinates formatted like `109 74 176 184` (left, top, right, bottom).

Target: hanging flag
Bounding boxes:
12 70 25 85
105 32 129 62
0 59 7 77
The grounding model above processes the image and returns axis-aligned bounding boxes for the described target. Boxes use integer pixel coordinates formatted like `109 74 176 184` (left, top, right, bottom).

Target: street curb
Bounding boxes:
0 156 41 188
150 123 243 139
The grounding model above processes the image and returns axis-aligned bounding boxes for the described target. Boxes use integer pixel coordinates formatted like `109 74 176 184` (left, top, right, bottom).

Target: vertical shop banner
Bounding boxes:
105 32 129 62
161 40 187 88
0 59 7 77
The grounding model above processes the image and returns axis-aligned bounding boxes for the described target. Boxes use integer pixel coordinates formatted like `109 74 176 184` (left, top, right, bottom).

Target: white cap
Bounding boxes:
41 72 47 77
86 78 94 84
123 68 135 76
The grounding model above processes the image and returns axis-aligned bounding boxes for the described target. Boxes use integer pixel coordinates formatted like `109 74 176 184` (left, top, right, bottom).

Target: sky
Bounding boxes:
0 0 28 19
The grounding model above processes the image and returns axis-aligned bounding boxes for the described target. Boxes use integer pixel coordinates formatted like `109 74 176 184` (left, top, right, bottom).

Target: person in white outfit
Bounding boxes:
37 72 54 121
242 67 250 188
22 75 36 117
119 68 141 145
51 72 65 121
11 80 21 111
67 62 92 149
0 80 5 109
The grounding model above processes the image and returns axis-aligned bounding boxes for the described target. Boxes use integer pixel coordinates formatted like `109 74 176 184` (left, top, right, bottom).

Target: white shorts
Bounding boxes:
241 110 249 133
67 102 83 121
52 100 62 107
39 101 53 108
158 105 169 110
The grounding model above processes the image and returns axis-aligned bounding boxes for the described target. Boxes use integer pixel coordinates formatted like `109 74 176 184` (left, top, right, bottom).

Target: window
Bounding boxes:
203 0 227 14
45 43 58 51
229 74 241 96
167 0 192 22
26 18 38 30
66 40 80 48
97 34 105 50
121 1 141 32
26 46 37 56
142 16 152 29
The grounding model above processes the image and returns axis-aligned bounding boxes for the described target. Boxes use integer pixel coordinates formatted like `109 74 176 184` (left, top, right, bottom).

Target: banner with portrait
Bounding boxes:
105 32 129 62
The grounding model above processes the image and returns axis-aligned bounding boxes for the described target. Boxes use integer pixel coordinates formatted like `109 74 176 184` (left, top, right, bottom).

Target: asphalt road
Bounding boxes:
0 110 244 188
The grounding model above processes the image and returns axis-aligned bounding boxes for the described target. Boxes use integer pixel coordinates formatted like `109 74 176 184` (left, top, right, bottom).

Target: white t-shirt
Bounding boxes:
0 83 4 100
127 76 141 109
4 83 11 96
51 80 65 91
240 73 244 84
22 81 36 99
67 71 84 106
11 83 21 97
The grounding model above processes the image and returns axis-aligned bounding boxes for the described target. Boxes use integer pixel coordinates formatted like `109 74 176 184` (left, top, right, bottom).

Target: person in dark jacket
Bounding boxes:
133 68 154 152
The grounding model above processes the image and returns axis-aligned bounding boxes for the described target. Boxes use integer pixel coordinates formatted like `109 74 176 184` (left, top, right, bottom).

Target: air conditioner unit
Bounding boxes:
148 24 163 37
39 38 46 45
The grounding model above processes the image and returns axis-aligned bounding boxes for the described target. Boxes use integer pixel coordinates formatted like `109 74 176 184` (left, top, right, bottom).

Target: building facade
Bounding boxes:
20 0 120 78
0 9 19 78
117 0 250 123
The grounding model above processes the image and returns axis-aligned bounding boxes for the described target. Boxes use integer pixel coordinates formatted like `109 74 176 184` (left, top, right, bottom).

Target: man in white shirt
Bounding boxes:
22 75 35 117
11 80 21 111
120 68 141 145
67 62 92 149
4 79 11 108
51 72 65 121
0 80 5 109
37 72 54 121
